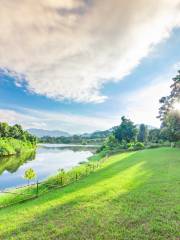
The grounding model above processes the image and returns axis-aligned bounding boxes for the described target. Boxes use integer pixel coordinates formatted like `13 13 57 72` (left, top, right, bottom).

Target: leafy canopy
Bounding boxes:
114 116 137 143
24 168 36 181
0 122 37 144
158 70 180 143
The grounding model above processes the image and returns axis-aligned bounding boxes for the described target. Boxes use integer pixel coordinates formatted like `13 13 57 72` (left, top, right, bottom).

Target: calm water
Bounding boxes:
0 144 95 190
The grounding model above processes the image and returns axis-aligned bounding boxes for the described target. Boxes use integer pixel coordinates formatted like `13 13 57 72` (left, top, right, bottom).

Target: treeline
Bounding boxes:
0 122 37 156
95 71 180 158
99 117 176 154
92 117 179 161
158 70 180 143
40 135 104 145
0 122 37 144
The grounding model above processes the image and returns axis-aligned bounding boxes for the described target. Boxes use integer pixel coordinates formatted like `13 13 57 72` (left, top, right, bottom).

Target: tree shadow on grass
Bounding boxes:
0 151 139 212
0 148 179 239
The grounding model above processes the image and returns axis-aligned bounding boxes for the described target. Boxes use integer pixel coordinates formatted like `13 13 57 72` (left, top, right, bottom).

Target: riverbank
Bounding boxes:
0 143 94 190
0 147 179 239
0 138 36 157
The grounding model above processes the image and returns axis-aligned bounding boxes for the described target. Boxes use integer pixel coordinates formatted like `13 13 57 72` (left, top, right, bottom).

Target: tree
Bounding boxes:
158 70 180 121
0 122 37 144
148 129 160 143
24 168 37 185
0 122 10 137
137 124 148 142
105 134 118 148
158 70 180 143
114 116 137 143
160 110 180 143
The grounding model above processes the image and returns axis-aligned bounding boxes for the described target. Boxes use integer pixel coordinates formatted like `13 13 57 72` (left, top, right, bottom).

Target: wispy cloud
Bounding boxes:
0 0 180 103
0 108 119 133
121 63 180 127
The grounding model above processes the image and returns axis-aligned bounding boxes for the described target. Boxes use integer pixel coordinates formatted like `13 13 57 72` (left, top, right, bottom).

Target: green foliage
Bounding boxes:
40 135 104 145
0 122 37 156
89 149 109 161
158 70 180 143
98 116 140 154
24 168 36 184
148 128 160 143
158 70 180 121
137 124 148 142
0 148 179 239
0 151 35 175
104 134 118 148
161 110 180 142
146 142 170 149
0 122 10 138
127 142 144 150
114 116 137 143
175 140 180 148
0 122 37 144
134 142 144 150
0 138 35 156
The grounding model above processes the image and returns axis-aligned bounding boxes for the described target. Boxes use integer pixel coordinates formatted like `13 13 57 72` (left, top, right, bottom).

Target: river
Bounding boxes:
0 144 97 190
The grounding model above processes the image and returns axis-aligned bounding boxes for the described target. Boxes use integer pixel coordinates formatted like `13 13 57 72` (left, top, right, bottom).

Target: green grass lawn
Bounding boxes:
0 148 179 240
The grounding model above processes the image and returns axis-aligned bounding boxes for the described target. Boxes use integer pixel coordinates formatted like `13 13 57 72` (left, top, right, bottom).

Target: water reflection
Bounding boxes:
39 144 98 153
0 151 36 175
0 144 94 190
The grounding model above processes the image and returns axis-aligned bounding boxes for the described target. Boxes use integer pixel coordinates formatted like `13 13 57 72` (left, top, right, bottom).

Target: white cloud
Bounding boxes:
0 108 119 133
0 64 179 132
0 109 47 129
0 0 180 102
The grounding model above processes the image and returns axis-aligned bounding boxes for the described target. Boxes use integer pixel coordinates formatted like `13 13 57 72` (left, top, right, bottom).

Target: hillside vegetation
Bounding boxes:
0 147 179 240
0 138 36 156
0 122 36 156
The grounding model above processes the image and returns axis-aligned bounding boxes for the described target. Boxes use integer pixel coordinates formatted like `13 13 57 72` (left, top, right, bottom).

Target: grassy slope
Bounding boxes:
0 148 179 240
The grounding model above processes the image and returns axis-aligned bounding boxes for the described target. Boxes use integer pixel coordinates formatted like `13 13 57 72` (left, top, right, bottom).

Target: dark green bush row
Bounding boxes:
94 141 174 161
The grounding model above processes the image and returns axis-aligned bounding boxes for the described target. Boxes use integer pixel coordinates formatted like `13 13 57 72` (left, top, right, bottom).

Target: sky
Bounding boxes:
0 0 180 134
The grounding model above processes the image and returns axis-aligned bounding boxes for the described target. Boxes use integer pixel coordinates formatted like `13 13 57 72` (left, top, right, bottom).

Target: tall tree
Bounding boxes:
114 116 137 143
158 70 180 121
148 129 160 143
158 70 180 143
161 111 180 143
137 124 148 142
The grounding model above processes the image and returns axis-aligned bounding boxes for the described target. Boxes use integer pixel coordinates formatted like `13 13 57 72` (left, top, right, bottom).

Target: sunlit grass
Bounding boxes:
0 147 179 239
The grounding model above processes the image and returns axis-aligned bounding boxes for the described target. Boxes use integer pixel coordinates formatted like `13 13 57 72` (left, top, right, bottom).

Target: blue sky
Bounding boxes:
0 1 180 133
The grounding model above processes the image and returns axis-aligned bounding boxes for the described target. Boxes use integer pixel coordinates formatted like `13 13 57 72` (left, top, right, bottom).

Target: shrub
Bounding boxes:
175 141 180 148
128 146 134 151
134 142 145 150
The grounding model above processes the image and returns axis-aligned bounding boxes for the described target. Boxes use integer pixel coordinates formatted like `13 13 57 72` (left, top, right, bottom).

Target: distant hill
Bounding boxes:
27 128 70 138
81 128 115 139
28 124 156 139
83 125 156 139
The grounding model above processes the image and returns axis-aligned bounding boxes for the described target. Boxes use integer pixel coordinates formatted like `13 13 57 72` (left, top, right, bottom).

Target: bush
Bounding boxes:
134 142 145 150
128 146 134 151
146 142 171 149
175 141 180 148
